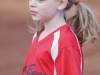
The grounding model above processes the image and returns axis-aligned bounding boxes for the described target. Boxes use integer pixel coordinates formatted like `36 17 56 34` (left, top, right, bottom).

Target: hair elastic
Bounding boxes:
75 0 80 5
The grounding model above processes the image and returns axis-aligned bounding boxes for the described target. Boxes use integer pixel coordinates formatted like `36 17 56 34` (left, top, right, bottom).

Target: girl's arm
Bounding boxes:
54 46 82 75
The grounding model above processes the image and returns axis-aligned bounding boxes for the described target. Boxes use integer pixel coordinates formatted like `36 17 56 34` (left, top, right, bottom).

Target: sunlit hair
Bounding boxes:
28 0 100 45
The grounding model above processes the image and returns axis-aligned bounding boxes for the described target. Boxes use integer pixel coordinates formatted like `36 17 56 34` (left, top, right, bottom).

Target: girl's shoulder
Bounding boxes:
59 26 81 50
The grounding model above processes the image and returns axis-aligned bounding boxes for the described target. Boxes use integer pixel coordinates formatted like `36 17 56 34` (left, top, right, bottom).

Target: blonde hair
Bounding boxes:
28 0 100 45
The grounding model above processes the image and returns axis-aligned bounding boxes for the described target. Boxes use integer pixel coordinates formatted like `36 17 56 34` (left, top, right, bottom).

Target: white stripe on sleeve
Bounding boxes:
70 28 83 75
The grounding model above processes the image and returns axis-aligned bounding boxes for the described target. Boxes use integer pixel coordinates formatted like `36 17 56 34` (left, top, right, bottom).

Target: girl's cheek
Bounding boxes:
38 5 46 10
38 7 48 14
37 3 49 9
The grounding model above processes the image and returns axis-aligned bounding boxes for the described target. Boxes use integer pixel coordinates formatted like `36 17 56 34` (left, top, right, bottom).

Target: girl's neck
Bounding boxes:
43 11 67 33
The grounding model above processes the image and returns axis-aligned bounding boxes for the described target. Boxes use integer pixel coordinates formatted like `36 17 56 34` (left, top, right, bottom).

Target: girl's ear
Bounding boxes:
57 0 68 10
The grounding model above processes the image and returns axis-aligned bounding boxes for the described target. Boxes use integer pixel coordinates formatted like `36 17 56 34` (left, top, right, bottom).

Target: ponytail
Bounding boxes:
65 1 100 45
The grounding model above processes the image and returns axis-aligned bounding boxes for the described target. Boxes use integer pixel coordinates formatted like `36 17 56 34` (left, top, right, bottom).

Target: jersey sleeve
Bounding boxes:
55 46 82 75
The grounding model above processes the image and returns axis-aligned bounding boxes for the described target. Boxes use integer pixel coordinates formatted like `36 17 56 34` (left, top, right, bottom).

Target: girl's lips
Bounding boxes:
30 11 38 15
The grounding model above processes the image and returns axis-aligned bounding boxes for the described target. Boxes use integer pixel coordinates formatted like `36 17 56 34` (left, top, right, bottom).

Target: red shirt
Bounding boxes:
22 24 84 75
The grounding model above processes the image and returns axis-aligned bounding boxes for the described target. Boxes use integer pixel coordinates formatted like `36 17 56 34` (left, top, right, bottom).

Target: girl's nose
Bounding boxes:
29 1 36 8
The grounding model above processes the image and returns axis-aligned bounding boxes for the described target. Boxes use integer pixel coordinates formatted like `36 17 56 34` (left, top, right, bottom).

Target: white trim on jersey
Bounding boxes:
70 27 82 75
32 33 37 43
54 66 57 75
51 30 60 75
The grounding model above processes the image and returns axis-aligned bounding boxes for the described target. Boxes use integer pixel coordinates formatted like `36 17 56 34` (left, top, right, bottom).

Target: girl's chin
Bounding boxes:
32 19 41 22
32 17 42 22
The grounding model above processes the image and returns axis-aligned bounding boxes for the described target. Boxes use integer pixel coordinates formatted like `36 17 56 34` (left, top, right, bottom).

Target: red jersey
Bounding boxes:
22 24 84 75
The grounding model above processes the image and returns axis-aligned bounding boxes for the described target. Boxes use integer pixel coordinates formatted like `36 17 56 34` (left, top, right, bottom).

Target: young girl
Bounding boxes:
22 0 99 75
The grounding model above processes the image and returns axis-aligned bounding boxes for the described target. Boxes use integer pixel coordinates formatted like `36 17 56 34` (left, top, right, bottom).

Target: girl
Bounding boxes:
22 0 99 75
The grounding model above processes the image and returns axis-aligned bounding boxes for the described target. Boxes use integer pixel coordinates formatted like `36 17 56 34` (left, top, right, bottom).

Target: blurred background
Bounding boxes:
0 0 100 75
